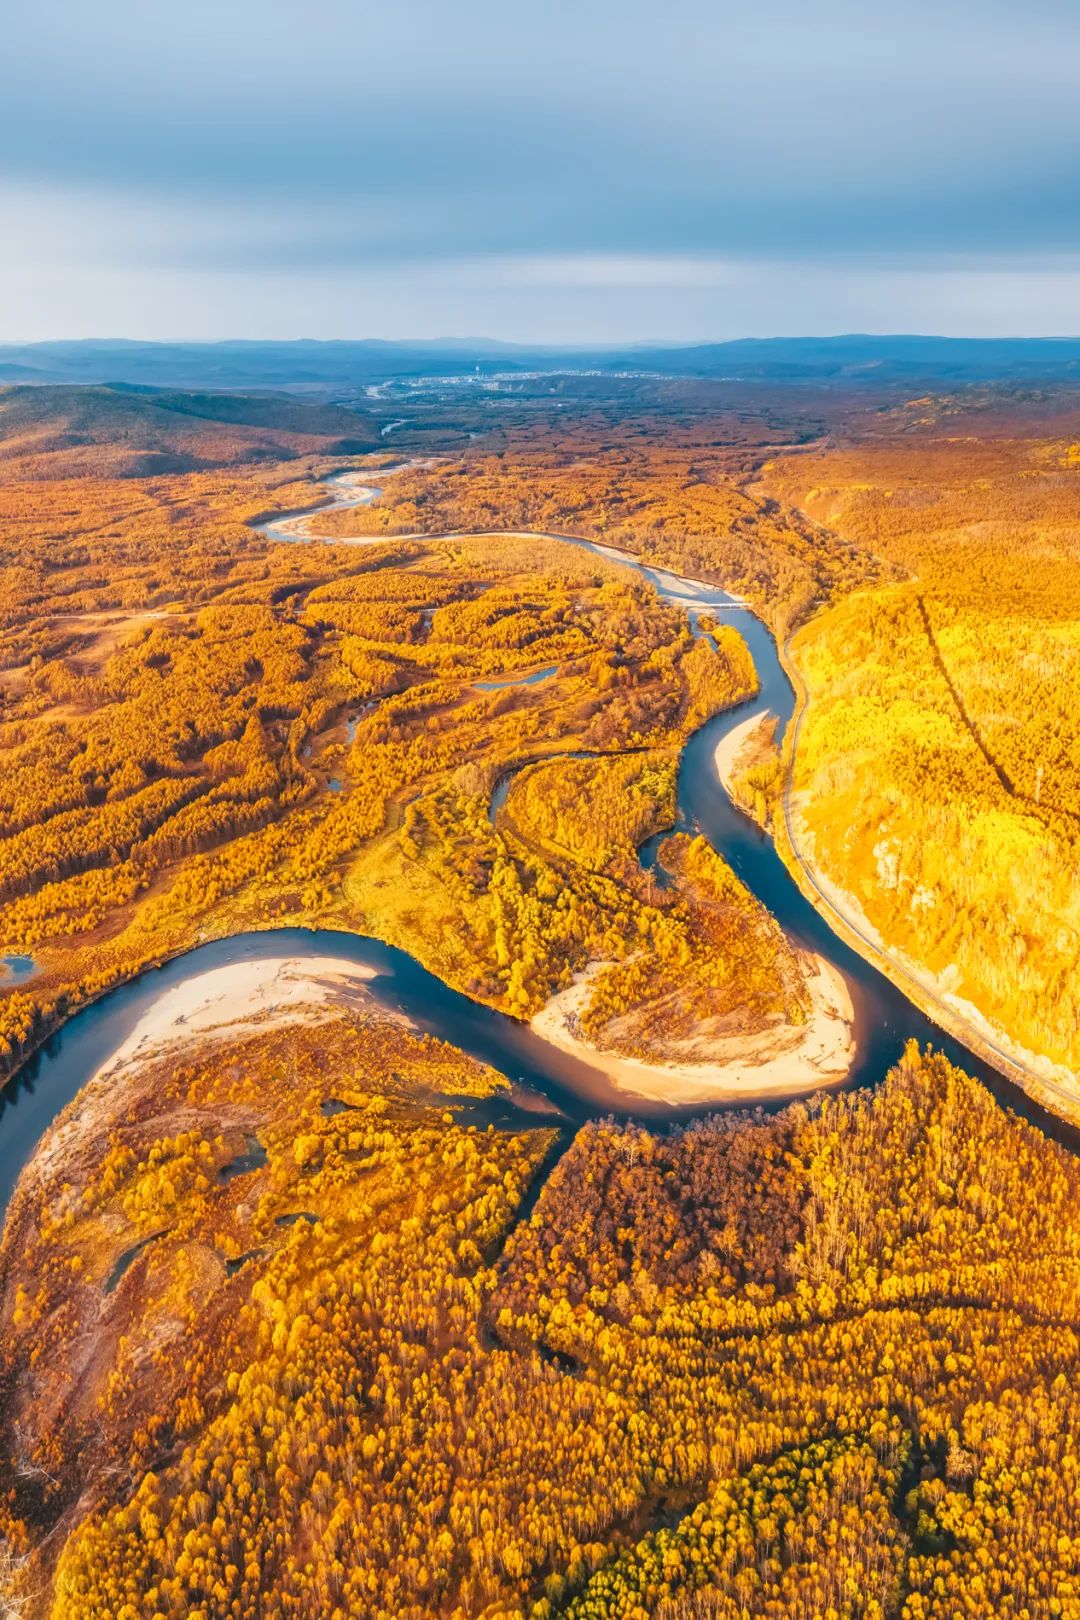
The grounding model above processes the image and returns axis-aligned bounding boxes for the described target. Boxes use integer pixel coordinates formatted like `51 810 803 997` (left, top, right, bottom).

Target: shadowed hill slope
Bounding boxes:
0 384 378 478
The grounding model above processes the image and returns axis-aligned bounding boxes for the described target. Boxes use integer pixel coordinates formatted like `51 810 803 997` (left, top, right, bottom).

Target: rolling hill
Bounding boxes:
0 383 379 478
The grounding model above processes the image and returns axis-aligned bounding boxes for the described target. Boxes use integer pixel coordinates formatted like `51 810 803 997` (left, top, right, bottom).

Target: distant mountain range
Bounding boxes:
5 336 1080 389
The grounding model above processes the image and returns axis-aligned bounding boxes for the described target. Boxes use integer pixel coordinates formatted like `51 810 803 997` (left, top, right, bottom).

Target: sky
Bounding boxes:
5 0 1080 343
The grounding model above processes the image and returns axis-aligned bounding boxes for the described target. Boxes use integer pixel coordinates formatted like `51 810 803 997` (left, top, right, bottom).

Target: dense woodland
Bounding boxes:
0 385 378 479
309 441 886 635
339 584 810 1054
0 406 820 1075
4 380 1080 1616
763 415 1080 1071
2 1017 1079 1618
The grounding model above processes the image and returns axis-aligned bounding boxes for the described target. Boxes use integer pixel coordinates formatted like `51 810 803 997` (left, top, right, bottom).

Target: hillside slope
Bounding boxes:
0 384 378 478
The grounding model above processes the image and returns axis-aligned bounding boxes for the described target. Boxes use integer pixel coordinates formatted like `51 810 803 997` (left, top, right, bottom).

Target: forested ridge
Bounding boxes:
0 384 378 479
763 411 1080 1073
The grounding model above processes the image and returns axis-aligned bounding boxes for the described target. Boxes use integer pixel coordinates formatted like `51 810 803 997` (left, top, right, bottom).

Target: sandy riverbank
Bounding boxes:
268 476 379 541
94 956 403 1082
267 458 442 544
530 952 855 1105
713 710 775 798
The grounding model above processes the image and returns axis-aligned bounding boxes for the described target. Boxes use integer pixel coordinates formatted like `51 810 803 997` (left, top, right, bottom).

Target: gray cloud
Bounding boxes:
5 0 1080 336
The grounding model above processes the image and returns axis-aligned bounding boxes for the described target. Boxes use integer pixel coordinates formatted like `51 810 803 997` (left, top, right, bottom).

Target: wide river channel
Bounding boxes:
0 467 1072 1219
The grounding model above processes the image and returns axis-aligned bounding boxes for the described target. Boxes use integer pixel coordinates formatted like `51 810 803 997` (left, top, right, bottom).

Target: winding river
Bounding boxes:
1 465 1075 1221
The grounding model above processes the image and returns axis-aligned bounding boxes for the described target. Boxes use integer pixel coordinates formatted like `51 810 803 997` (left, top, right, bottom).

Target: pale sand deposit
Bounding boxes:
713 710 776 798
531 953 855 1105
94 956 400 1082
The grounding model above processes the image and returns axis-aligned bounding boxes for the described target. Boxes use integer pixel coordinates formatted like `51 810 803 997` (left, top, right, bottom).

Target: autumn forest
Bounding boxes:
2 365 1080 1619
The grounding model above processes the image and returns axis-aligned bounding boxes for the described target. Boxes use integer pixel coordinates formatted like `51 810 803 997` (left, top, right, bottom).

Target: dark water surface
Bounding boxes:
475 664 558 691
1 956 35 981
0 926 695 1222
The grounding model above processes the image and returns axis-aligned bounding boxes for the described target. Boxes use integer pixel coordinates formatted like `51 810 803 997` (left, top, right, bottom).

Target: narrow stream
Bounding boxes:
1 466 1075 1225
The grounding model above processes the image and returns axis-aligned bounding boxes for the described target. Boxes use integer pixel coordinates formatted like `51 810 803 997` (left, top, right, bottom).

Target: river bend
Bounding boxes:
1 466 1074 1222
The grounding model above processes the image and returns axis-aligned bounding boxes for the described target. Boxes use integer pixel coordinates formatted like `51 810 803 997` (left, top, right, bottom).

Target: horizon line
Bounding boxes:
6 331 1080 351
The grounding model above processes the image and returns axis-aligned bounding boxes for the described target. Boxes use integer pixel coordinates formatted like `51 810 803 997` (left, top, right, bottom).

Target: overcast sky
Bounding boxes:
5 0 1080 342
